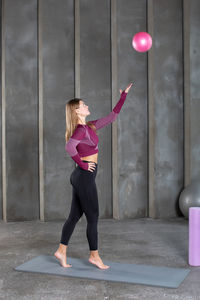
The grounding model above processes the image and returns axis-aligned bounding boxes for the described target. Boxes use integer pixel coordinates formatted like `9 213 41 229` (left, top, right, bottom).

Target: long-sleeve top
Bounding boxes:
65 90 128 170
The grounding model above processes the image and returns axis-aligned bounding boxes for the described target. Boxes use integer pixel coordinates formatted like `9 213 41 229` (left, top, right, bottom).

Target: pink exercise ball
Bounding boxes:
132 32 152 52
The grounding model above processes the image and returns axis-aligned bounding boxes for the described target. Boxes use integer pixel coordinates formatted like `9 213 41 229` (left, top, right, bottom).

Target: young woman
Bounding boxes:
54 83 133 269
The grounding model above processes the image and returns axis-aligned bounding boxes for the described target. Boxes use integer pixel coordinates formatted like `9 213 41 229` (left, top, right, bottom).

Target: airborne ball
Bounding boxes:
132 32 152 52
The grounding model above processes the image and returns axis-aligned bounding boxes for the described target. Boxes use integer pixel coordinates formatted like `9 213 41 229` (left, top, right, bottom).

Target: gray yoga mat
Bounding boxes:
14 255 190 288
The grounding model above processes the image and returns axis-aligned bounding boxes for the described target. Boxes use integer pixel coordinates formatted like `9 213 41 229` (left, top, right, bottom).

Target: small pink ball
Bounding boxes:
132 32 152 53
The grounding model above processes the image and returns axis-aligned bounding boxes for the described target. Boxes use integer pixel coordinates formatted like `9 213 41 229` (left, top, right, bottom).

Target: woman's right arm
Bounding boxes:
65 126 88 170
89 91 128 130
89 83 133 130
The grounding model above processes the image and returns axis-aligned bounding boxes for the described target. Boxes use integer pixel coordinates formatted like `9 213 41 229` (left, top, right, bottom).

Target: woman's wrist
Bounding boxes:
80 161 88 170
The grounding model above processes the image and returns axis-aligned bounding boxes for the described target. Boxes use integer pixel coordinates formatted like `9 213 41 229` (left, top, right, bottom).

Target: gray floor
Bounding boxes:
0 217 199 300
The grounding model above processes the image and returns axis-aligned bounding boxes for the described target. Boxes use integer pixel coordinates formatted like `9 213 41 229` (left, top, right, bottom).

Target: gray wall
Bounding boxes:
0 0 2 219
41 0 74 220
117 0 148 218
4 0 38 221
0 0 199 221
80 0 112 217
153 0 184 217
190 0 200 182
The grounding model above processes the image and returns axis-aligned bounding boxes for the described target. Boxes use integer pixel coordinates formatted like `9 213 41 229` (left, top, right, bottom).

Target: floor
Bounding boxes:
0 217 199 300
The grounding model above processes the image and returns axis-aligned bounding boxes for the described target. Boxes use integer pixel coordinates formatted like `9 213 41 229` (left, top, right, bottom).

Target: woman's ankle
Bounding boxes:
90 250 99 257
58 243 68 253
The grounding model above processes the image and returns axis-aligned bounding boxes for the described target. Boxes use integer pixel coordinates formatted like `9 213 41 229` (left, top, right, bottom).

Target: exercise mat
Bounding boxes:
14 255 190 288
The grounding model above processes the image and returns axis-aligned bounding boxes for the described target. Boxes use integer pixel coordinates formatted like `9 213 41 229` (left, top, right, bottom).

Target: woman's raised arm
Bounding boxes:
90 83 133 130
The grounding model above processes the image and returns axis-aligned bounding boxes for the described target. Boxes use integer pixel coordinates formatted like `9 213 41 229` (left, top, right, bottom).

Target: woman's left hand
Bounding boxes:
119 82 133 95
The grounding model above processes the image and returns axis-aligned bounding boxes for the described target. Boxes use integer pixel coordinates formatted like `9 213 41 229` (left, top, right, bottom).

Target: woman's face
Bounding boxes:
76 100 90 116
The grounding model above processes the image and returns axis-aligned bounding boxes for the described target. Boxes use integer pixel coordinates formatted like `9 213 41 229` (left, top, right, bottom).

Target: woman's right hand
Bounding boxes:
88 162 96 172
119 82 133 95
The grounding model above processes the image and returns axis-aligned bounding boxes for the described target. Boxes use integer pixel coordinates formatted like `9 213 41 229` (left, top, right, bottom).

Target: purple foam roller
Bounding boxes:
189 207 200 266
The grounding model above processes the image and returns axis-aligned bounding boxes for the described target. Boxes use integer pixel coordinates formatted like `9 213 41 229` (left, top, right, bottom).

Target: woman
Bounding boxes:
54 82 133 269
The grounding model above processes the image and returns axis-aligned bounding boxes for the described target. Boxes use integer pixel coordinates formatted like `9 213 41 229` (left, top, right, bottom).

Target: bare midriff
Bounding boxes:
80 153 98 164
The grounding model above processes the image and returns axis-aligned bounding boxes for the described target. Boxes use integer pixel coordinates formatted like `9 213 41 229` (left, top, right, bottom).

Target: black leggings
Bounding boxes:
60 160 99 250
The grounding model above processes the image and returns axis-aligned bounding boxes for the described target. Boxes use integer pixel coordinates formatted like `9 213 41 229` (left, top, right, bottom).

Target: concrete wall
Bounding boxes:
41 0 74 220
0 0 199 221
80 0 112 217
190 0 200 182
117 0 148 218
153 0 184 217
4 0 38 221
0 0 2 219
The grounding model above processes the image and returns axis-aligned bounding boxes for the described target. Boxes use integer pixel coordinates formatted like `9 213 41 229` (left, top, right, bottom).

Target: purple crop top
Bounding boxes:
65 90 128 170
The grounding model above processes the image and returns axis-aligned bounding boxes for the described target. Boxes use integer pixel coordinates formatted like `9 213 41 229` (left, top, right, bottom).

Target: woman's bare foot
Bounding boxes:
54 243 72 268
89 250 110 270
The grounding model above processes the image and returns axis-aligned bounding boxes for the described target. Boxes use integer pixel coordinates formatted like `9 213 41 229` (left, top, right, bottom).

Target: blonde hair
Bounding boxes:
65 98 97 142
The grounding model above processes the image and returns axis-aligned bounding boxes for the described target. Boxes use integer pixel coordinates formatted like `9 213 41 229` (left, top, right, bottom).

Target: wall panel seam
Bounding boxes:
74 0 80 173
183 0 190 187
1 0 6 222
147 0 156 218
111 0 119 219
38 0 44 221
